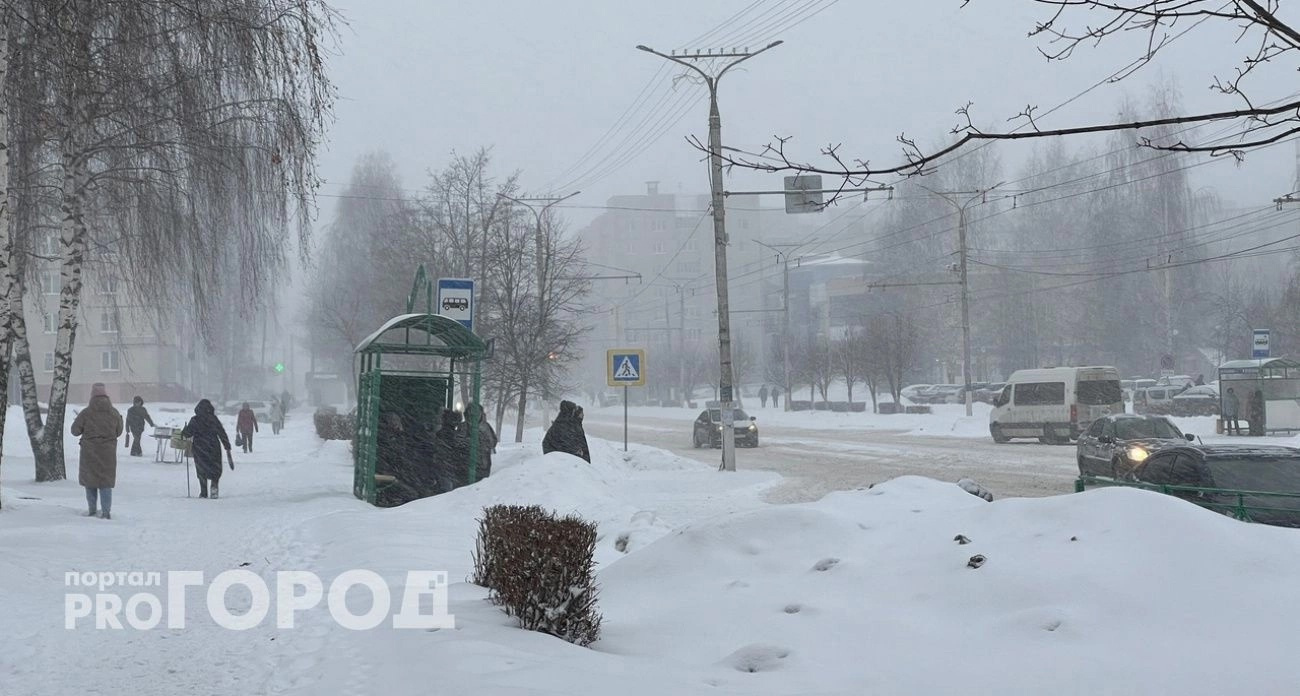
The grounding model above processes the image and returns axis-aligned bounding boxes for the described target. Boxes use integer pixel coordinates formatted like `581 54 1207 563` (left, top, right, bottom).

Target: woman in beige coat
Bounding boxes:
71 383 124 519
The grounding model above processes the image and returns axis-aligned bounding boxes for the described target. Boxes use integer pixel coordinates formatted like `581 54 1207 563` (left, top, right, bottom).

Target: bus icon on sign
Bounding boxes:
442 297 469 312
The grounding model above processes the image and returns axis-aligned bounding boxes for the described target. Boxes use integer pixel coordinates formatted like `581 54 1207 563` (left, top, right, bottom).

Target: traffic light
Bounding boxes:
273 362 285 374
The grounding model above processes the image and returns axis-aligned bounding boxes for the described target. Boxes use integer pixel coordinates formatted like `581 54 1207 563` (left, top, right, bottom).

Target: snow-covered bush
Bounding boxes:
473 504 603 646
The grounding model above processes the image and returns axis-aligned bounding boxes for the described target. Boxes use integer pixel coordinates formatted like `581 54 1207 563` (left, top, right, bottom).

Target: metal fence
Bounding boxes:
1075 475 1300 527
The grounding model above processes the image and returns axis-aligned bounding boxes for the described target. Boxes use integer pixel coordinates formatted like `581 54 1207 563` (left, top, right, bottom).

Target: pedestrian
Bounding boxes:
182 399 234 499
71 383 123 519
236 402 259 453
1223 387 1240 436
432 408 470 492
124 395 155 457
759 384 769 408
464 403 497 480
1248 389 1266 436
269 397 285 435
1194 374 1205 386
772 386 782 409
281 390 292 412
542 400 591 462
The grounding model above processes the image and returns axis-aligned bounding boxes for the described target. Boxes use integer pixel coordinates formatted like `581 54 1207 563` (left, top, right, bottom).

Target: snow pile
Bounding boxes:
288 462 1300 694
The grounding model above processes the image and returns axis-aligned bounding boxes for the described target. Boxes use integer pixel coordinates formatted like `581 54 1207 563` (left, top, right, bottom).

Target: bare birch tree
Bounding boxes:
4 0 336 480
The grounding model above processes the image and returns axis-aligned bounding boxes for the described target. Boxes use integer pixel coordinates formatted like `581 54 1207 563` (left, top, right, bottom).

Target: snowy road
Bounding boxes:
580 409 1080 501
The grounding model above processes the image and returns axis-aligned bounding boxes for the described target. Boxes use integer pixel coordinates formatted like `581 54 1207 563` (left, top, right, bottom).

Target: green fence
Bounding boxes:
1076 475 1300 526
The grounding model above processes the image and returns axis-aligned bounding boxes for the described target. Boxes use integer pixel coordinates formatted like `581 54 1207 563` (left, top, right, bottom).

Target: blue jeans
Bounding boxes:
85 487 112 514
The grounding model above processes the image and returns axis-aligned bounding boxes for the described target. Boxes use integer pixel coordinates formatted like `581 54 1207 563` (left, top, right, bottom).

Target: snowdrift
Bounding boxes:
289 446 1300 695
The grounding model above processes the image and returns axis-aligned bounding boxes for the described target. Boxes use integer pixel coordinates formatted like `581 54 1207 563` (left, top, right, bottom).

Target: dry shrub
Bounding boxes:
473 504 603 646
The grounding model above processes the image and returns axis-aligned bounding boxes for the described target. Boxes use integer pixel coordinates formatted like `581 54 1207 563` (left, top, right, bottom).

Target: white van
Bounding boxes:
989 366 1124 444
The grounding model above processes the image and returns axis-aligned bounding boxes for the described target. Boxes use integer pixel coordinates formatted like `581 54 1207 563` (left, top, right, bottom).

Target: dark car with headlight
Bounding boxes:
1126 444 1300 527
692 406 758 448
1076 414 1194 478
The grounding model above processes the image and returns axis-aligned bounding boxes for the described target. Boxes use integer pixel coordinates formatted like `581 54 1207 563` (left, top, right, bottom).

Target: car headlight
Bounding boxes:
1127 446 1148 462
717 425 723 431
748 424 757 432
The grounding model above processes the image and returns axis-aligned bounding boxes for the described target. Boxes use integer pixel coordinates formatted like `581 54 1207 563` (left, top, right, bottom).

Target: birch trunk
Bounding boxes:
0 17 10 504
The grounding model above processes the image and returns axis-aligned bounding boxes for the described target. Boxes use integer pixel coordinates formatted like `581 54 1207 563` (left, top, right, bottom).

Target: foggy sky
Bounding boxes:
315 1 1296 226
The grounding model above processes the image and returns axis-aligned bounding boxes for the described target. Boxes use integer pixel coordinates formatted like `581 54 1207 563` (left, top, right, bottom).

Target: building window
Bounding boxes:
39 234 59 257
101 350 119 372
42 312 56 334
100 311 119 334
677 261 700 274
43 352 54 372
686 328 702 340
653 241 667 254
98 274 119 295
40 269 60 295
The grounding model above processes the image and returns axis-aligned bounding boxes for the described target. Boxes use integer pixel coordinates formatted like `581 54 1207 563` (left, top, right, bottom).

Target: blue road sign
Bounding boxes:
437 278 474 332
1253 329 1270 359
607 349 645 387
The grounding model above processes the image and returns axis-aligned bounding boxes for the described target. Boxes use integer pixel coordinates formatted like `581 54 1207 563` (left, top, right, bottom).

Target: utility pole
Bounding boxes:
920 185 999 418
498 190 580 442
637 40 782 472
755 240 809 413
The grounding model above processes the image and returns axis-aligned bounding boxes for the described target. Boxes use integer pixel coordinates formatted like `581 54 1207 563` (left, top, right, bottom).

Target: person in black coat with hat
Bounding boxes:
432 408 471 493
543 400 590 462
182 399 234 498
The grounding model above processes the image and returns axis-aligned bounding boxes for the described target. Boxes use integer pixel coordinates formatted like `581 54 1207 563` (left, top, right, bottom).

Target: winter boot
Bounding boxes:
211 481 219 499
198 478 209 499
100 511 111 520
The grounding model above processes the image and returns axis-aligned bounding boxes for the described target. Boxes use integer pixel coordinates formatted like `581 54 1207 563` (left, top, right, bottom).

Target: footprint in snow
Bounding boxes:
812 557 839 572
722 644 792 673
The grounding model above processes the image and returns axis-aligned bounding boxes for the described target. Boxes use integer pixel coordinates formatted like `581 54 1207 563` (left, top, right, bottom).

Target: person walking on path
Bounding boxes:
772 386 782 409
124 396 155 457
269 398 285 435
72 383 123 519
182 399 234 498
759 385 769 408
236 403 259 453
542 400 591 462
1223 387 1241 435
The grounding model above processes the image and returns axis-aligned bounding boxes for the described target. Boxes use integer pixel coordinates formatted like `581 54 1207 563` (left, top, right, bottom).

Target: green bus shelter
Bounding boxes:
352 274 490 505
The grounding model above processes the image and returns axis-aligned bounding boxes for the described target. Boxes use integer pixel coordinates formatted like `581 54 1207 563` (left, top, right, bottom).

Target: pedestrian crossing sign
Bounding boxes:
607 348 646 387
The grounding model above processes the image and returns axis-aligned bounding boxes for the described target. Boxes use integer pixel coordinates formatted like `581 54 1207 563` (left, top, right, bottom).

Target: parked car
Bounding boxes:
1169 384 1219 417
1076 414 1195 478
955 382 990 405
989 366 1124 444
974 382 1006 404
900 384 932 403
1125 444 1300 527
692 406 758 448
1132 385 1189 414
922 384 963 404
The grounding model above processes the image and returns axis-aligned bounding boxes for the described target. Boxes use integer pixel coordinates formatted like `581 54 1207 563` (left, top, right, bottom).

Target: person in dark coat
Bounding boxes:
72 383 124 519
463 403 497 481
771 386 782 409
182 399 234 498
432 408 470 492
1248 389 1266 436
542 400 591 462
375 412 426 506
759 385 769 408
124 396 155 457
1223 387 1241 435
236 402 259 453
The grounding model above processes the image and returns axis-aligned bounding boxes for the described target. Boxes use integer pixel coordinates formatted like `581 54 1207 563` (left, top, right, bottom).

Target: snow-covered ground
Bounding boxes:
4 407 1300 694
